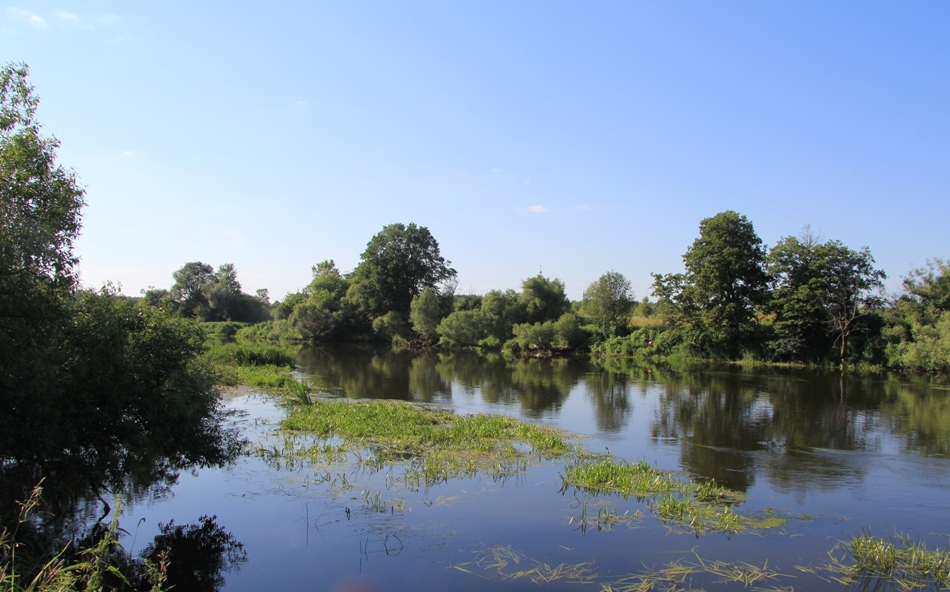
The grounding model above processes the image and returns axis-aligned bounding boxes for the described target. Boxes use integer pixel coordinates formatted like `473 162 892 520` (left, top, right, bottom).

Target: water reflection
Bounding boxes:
298 346 950 497
142 515 247 592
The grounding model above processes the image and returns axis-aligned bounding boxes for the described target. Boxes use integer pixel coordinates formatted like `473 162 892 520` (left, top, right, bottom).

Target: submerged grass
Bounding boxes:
450 544 598 586
451 543 790 592
607 554 787 592
821 531 950 590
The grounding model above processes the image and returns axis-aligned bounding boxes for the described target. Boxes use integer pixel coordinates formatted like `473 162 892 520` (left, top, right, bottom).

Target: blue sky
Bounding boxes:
4 1 948 301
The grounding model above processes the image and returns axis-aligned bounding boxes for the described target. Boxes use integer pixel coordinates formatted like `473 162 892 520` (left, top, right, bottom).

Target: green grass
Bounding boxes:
207 342 309 396
823 531 950 590
283 400 569 459
207 343 295 368
562 458 742 502
560 458 788 535
272 400 573 488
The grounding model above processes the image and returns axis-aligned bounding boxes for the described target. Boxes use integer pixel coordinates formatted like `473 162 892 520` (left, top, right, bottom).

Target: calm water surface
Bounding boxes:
118 346 950 591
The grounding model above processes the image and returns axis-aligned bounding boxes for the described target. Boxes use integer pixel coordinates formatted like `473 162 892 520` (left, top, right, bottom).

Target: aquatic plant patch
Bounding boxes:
819 532 950 590
282 399 572 461
560 458 788 536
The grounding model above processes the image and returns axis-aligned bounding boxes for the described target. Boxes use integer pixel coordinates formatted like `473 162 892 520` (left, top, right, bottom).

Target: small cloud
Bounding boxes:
9 8 47 28
528 205 547 213
491 168 504 175
56 11 79 22
122 150 134 157
285 100 311 115
575 205 590 210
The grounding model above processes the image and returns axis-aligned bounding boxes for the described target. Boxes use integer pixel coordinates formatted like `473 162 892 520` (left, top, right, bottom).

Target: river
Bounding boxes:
116 345 950 591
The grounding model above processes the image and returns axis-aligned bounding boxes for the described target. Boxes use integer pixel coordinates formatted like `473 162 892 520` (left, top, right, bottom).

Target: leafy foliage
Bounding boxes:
520 275 570 325
582 271 634 338
347 222 456 319
652 211 769 359
885 260 950 372
0 62 241 507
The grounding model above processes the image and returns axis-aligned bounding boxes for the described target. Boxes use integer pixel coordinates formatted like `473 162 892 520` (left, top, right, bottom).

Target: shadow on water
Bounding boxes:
0 407 248 591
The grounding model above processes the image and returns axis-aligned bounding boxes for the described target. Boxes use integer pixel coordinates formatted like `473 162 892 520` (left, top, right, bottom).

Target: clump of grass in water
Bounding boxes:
276 400 573 489
207 342 314 400
562 458 741 501
607 554 786 591
823 531 950 590
561 458 786 535
283 400 570 459
450 543 598 586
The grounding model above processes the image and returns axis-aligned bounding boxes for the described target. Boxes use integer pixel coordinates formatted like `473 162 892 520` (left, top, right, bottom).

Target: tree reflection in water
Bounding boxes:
141 515 247 592
297 346 950 497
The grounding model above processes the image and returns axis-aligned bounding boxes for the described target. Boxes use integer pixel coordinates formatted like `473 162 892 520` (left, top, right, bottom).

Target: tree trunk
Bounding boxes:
839 333 847 371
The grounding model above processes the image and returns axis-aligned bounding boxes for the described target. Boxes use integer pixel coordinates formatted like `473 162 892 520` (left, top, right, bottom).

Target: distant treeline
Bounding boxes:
142 213 949 373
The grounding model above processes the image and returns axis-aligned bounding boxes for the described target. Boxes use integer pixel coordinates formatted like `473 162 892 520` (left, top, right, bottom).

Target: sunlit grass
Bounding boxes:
820 531 950 590
282 400 570 460
561 458 787 535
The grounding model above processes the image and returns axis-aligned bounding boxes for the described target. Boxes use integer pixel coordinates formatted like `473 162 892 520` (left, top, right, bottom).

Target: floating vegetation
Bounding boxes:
607 554 787 591
817 531 950 591
569 499 643 533
282 399 571 459
450 544 791 591
449 543 598 586
562 458 742 501
560 458 783 536
253 399 577 500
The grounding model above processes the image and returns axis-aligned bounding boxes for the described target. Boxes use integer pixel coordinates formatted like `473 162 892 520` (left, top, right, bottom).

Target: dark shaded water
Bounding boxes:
117 346 950 591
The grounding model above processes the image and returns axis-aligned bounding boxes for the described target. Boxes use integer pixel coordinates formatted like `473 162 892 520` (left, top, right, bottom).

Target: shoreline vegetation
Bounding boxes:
144 216 947 374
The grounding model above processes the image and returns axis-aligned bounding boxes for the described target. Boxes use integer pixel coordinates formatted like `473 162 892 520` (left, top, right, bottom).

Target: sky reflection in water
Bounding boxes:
118 347 950 591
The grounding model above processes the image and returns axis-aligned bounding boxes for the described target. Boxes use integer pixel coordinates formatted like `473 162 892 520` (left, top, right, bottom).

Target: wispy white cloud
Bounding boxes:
528 205 547 213
56 11 79 22
575 205 590 211
122 150 134 157
9 8 47 28
285 100 311 115
491 168 504 175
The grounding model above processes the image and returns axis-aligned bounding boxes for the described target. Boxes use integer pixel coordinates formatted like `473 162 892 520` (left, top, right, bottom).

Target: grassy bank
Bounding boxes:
207 343 307 394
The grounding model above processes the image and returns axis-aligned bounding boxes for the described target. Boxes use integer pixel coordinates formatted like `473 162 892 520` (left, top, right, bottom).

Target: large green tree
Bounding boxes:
818 242 886 368
769 230 886 365
348 223 456 320
171 261 216 318
582 271 634 338
0 63 240 504
0 63 85 477
520 274 570 325
652 211 769 358
885 259 950 372
768 230 833 361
